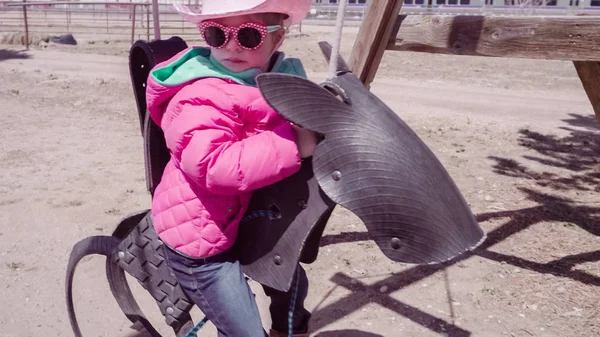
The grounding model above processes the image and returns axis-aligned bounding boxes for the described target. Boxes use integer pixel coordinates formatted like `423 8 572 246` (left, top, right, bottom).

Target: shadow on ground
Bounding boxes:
0 49 32 62
312 113 600 336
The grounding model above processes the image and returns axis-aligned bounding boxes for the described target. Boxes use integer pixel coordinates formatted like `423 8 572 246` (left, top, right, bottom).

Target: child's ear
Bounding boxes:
273 30 285 46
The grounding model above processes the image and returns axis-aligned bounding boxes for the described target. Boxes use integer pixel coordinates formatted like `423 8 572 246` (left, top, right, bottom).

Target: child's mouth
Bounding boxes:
226 59 245 64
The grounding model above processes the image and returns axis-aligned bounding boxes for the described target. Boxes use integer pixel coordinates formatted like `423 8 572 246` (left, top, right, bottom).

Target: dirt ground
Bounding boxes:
1 24 599 337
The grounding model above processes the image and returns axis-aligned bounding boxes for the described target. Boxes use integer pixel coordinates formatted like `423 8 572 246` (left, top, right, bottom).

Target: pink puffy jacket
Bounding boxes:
146 48 303 258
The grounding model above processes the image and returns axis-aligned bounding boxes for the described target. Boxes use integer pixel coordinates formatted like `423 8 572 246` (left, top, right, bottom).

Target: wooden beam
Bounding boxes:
574 61 600 123
390 15 600 61
349 0 403 87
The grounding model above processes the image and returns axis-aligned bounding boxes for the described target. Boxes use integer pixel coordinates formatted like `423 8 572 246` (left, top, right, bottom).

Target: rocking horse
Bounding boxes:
65 32 485 337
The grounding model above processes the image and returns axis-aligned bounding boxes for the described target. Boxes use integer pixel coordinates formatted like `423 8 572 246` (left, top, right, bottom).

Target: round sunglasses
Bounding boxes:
199 21 282 51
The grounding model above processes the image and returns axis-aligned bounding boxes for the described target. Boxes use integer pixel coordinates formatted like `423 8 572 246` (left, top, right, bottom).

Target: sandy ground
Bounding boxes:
1 25 599 337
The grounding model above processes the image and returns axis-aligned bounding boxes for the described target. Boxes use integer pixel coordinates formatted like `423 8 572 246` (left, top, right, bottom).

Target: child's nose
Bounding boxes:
224 35 242 52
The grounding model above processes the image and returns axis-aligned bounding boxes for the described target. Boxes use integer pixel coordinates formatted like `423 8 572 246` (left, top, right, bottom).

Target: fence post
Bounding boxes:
146 5 150 41
66 3 70 32
152 0 160 40
22 0 29 49
131 4 137 44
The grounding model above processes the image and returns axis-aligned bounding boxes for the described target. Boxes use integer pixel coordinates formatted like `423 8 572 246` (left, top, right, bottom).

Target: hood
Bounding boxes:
146 47 306 127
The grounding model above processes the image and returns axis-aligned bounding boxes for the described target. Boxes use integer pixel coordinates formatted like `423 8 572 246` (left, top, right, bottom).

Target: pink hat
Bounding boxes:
174 0 312 28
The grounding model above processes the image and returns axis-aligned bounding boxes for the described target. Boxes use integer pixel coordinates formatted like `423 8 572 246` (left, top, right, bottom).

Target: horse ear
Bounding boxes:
256 73 354 133
318 41 351 73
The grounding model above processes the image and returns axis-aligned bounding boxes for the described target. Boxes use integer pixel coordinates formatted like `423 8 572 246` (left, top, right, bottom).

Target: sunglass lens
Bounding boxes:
204 26 226 47
237 27 262 49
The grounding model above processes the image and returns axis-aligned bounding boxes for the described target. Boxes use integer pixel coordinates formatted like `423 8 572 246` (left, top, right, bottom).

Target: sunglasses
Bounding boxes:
199 21 282 51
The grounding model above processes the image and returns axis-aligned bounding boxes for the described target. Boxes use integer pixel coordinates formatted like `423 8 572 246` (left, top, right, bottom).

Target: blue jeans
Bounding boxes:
164 245 311 337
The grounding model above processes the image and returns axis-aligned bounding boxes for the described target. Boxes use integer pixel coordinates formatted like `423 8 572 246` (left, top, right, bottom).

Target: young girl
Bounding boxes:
145 0 316 336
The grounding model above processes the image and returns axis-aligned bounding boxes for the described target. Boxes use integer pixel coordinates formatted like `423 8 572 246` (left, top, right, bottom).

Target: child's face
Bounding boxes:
208 14 284 73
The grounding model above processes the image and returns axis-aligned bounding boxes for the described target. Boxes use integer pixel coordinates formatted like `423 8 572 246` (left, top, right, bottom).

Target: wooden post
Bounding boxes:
131 4 136 44
66 2 70 32
348 0 403 87
22 0 29 49
152 0 160 40
574 61 600 123
146 5 150 41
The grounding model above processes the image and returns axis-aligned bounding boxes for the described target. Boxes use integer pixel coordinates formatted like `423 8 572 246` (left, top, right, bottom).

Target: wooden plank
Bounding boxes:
390 15 600 61
573 61 600 123
348 0 403 87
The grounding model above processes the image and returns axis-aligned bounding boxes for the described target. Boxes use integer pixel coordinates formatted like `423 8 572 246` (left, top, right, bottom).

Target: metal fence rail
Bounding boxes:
1 1 599 47
1 2 200 44
0 1 306 46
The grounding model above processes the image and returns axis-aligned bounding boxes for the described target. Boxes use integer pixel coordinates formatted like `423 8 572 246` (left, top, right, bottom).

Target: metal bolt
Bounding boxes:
166 307 174 315
332 171 342 181
274 255 282 265
391 238 401 250
118 251 125 259
298 200 307 209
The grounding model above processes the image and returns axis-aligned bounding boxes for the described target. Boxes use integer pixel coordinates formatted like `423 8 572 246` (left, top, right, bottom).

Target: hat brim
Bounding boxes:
173 1 310 27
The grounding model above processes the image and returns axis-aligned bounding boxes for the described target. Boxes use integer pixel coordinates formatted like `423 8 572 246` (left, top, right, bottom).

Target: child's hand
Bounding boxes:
292 124 318 158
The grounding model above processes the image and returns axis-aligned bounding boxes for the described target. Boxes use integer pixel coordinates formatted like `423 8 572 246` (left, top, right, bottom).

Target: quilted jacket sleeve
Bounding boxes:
161 84 302 196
